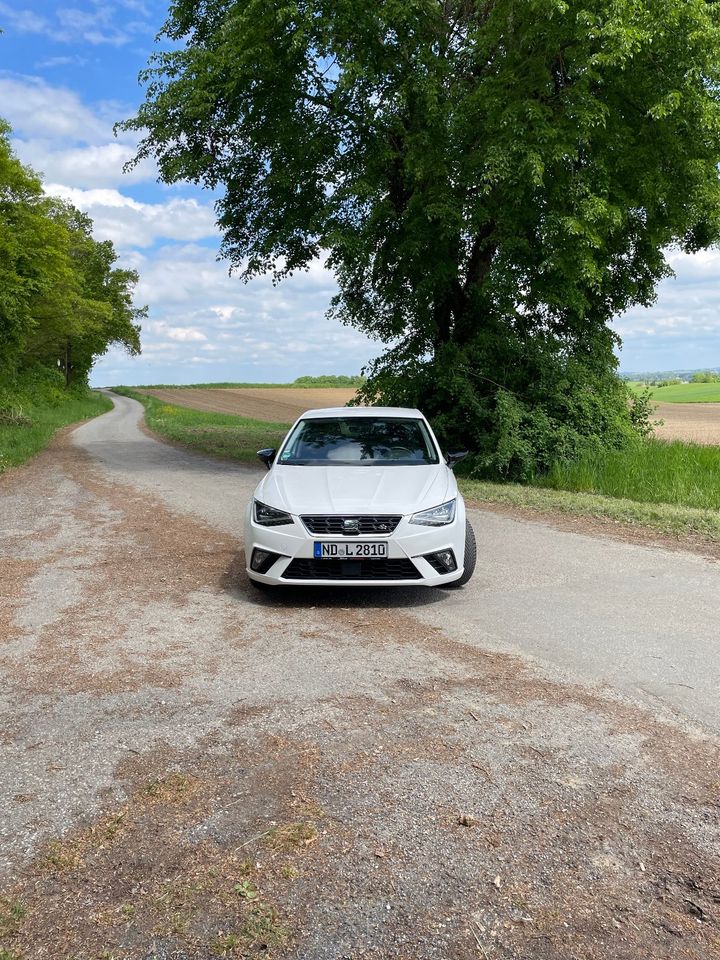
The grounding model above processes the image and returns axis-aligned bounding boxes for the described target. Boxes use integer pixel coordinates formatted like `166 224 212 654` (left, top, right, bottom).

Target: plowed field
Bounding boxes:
653 401 720 445
141 386 358 423
141 388 720 445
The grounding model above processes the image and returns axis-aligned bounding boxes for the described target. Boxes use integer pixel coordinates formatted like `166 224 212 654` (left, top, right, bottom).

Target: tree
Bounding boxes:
0 120 69 372
122 0 720 477
26 201 144 385
0 121 143 387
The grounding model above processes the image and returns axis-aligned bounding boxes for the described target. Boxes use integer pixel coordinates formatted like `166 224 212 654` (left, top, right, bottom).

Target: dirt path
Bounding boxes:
1 397 719 959
141 386 358 422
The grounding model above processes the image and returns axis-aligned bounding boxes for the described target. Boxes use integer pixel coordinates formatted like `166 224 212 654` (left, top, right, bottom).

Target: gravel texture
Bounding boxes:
0 395 718 959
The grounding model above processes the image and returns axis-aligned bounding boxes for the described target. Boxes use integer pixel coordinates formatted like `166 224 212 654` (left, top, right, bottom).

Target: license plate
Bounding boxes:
314 541 388 559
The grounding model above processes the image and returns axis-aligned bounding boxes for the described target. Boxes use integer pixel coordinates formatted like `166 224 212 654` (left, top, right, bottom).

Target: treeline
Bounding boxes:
292 375 364 387
0 118 144 397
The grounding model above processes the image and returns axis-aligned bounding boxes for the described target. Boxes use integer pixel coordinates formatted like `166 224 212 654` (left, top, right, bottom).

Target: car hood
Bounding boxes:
256 464 454 516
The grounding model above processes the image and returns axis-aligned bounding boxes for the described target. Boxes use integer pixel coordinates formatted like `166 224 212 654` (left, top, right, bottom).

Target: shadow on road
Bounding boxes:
222 551 449 609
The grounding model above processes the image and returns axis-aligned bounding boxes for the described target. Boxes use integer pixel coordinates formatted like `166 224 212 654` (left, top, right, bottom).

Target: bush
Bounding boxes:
358 334 644 482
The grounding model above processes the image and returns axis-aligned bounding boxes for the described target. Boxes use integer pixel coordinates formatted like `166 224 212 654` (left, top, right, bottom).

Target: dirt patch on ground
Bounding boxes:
141 387 358 422
653 402 720 445
2 680 719 960
2 429 720 958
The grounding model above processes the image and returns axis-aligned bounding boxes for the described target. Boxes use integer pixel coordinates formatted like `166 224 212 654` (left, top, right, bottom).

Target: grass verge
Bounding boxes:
537 438 720 512
461 478 720 543
116 389 720 544
0 385 112 473
114 388 289 464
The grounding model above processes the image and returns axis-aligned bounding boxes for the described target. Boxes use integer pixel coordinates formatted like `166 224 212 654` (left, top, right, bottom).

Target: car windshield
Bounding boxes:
278 416 440 466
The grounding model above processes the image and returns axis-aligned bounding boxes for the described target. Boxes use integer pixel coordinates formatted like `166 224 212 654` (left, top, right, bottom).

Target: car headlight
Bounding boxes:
254 500 294 526
409 499 456 526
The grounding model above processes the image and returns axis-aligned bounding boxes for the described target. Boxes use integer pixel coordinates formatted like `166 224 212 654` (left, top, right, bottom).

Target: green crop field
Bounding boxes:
629 381 720 403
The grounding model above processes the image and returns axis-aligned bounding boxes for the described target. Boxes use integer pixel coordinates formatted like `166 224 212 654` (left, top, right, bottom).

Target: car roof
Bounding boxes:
297 406 425 420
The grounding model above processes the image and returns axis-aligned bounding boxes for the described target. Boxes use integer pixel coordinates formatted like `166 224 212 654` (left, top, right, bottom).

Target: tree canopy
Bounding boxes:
0 120 143 388
123 0 720 476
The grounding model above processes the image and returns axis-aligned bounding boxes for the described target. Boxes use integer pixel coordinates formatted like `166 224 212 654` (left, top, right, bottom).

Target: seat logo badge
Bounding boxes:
343 518 360 534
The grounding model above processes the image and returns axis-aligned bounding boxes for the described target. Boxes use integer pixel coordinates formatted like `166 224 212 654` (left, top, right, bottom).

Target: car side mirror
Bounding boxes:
446 451 468 469
257 448 276 470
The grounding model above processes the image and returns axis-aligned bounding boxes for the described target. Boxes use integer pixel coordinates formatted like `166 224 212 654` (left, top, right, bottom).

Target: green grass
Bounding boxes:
629 381 720 402
114 388 290 464
538 439 720 511
460 478 720 542
0 387 112 473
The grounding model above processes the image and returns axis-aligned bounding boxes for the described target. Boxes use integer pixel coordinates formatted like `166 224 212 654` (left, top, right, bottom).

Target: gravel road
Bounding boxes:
1 391 719 959
77 392 720 734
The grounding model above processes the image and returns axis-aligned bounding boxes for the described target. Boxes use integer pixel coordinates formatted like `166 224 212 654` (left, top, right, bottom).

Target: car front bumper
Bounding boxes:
244 508 467 587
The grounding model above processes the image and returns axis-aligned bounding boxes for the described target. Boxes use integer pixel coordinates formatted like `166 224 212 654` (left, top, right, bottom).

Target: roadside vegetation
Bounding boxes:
0 118 143 472
0 374 112 472
537 439 720 511
461 479 720 543
114 389 289 464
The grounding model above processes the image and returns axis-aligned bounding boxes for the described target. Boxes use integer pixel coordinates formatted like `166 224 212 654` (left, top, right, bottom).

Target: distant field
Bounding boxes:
139 387 357 423
630 381 720 403
653 402 720 445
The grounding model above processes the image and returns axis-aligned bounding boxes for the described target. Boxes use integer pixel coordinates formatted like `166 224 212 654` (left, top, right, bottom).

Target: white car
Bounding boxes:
244 406 476 589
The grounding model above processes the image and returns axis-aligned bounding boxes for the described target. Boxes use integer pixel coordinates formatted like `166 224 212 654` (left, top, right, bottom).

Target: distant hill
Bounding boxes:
620 367 720 383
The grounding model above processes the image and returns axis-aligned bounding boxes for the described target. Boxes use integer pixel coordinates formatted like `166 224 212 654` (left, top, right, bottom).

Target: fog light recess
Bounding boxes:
250 549 281 574
424 549 458 574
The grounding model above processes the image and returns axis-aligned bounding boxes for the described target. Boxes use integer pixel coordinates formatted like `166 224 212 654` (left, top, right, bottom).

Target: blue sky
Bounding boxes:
1 1 718 384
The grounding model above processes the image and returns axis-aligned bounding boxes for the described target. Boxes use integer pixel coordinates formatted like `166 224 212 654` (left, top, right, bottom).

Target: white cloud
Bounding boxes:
44 184 218 247
148 322 208 343
616 249 720 371
0 73 158 189
92 243 376 385
34 54 88 69
0 75 109 140
0 2 153 46
20 141 154 187
0 4 53 36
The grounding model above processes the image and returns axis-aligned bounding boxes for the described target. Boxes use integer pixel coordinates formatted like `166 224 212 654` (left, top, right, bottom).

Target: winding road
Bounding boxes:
77 391 720 734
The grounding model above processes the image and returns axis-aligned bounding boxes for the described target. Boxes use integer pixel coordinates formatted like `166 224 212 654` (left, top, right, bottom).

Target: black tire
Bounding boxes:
444 519 476 588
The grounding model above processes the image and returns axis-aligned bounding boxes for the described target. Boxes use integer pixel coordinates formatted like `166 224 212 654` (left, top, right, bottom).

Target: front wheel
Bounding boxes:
444 520 476 588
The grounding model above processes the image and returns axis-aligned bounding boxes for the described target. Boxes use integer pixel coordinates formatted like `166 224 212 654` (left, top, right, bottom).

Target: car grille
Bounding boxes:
282 558 421 581
301 515 402 536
